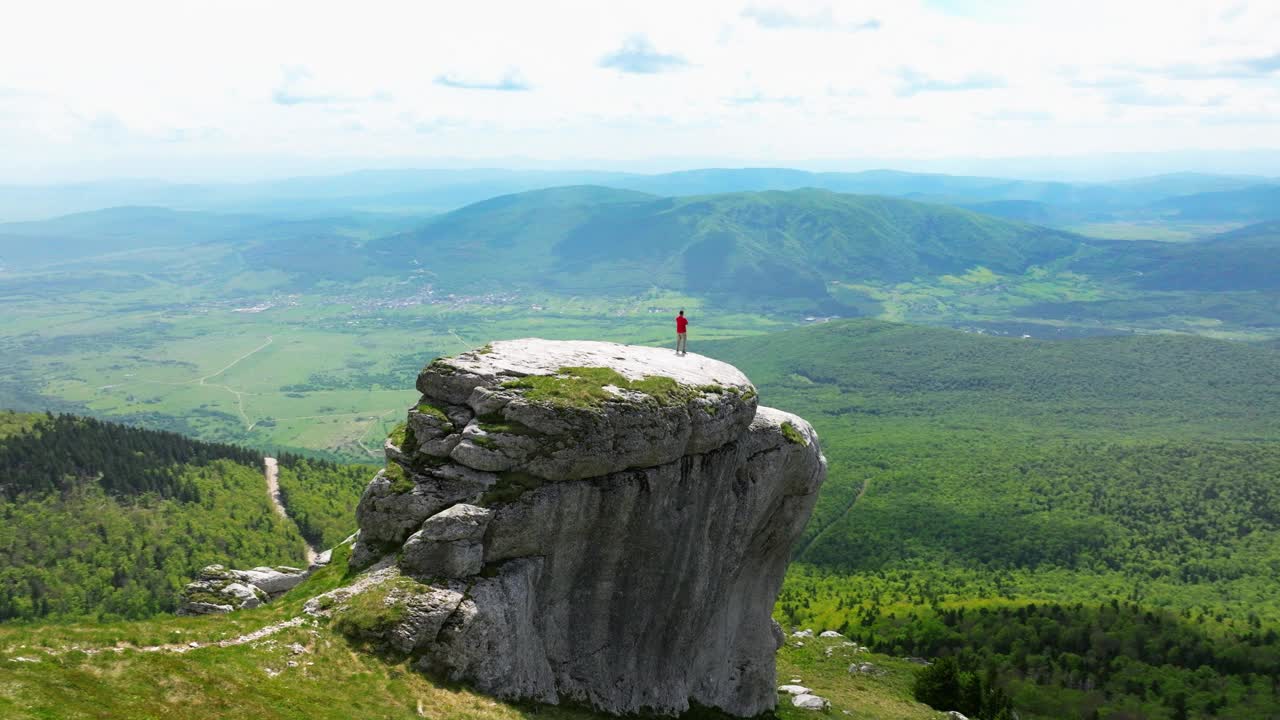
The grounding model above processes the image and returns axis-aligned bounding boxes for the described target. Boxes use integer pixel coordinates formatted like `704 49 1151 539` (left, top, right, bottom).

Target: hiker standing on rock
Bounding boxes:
676 310 689 355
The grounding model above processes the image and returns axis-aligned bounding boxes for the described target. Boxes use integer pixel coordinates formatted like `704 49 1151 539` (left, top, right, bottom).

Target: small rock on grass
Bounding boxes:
792 694 831 711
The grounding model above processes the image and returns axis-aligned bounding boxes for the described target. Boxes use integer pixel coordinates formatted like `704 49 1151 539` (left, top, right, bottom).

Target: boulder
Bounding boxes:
348 339 826 717
176 568 267 615
176 554 322 615
410 339 759 482
233 566 307 596
778 685 812 695
819 630 843 638
793 694 831 711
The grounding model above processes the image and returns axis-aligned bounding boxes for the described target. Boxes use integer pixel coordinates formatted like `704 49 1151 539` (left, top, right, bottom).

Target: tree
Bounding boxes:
913 657 962 711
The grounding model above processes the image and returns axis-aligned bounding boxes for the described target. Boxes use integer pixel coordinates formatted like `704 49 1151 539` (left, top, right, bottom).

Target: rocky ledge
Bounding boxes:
349 339 826 717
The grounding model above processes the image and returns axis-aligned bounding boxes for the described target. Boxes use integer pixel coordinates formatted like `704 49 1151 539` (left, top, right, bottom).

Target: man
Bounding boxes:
675 310 688 355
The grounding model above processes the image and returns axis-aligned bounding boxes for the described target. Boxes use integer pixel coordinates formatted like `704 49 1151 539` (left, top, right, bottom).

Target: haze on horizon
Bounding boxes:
2 0 1278 184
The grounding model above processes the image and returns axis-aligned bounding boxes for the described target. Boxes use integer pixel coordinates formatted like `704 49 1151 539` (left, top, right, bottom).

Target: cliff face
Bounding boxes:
350 339 825 716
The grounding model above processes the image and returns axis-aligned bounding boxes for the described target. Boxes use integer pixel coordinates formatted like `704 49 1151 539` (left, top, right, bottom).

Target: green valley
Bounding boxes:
705 321 1280 718
4 171 1280 720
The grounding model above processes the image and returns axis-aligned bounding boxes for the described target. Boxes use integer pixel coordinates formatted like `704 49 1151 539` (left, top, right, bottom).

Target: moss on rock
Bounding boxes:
781 421 808 446
501 366 706 409
388 422 418 454
479 470 546 506
385 463 414 494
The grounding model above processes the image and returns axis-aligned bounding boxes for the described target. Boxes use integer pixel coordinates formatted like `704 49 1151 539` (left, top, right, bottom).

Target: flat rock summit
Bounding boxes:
348 339 826 716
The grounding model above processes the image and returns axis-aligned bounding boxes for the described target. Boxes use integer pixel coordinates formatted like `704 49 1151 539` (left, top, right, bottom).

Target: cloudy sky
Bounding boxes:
1 0 1278 182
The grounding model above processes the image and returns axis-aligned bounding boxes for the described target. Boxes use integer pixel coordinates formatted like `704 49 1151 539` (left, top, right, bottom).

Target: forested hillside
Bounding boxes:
709 322 1280 719
0 412 310 620
366 187 1085 298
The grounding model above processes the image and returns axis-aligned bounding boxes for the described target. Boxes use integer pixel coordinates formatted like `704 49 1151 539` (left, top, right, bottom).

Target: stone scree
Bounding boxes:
350 339 826 717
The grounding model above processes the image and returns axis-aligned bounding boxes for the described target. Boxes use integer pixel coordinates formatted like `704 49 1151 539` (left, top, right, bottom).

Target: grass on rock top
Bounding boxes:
414 400 451 426
330 578 418 645
500 366 703 408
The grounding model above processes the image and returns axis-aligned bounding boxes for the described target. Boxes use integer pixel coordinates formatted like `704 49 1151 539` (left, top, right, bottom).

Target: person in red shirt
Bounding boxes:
675 310 689 355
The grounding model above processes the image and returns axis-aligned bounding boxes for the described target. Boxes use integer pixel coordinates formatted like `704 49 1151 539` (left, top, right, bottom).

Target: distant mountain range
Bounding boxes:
5 184 1280 306
2 167 1276 225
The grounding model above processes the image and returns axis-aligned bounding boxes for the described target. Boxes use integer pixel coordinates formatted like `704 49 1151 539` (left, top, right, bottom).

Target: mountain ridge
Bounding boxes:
368 186 1088 298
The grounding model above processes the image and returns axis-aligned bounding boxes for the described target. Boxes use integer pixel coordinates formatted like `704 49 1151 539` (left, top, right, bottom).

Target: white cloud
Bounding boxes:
0 0 1277 181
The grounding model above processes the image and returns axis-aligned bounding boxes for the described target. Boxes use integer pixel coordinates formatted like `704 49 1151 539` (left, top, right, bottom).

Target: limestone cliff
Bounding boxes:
350 339 826 717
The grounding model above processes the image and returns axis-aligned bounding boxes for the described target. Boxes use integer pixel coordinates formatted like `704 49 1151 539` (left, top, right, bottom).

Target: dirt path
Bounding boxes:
352 408 399 458
794 477 870 559
99 336 274 430
264 457 318 565
199 335 273 430
6 556 399 661
198 335 274 385
10 561 401 661
10 616 311 660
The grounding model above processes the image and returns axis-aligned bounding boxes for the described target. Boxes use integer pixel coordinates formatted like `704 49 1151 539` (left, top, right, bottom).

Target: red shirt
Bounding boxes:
676 315 688 333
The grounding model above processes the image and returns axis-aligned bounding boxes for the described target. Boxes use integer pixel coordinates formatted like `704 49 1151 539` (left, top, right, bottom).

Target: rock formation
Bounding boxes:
349 339 826 717
176 561 321 615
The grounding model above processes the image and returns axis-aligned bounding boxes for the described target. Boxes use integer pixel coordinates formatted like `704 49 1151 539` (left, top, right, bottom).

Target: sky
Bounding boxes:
1 0 1278 182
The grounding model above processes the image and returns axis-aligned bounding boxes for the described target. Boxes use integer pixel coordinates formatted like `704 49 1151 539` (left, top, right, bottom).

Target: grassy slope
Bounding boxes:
0 545 936 720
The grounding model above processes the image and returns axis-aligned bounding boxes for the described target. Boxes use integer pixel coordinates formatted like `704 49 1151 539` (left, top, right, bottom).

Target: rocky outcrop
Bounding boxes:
176 564 311 616
349 339 825 717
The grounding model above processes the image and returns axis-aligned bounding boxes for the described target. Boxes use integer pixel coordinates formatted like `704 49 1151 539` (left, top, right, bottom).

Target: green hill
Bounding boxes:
1136 220 1280 291
368 187 1086 298
1058 219 1280 294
